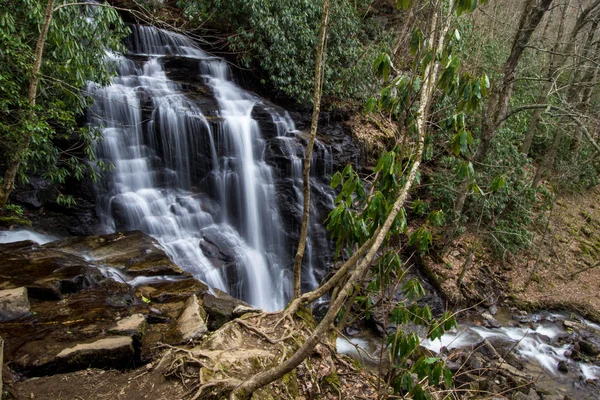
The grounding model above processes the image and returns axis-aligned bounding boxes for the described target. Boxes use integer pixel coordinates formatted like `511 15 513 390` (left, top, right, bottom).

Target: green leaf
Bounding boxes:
396 0 411 10
365 97 377 113
491 175 506 192
410 29 423 55
453 29 461 41
373 53 392 81
330 171 342 189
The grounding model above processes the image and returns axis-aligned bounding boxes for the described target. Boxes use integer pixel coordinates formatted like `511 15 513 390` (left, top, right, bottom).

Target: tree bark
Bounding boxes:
0 0 55 207
230 1 452 396
452 0 555 222
292 0 331 300
533 126 562 188
522 0 570 156
568 21 598 157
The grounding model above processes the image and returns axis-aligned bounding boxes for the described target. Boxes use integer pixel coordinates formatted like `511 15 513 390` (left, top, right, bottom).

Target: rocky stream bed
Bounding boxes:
0 229 599 399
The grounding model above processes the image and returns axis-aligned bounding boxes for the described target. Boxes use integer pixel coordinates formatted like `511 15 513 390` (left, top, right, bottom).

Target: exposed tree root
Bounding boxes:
234 318 297 344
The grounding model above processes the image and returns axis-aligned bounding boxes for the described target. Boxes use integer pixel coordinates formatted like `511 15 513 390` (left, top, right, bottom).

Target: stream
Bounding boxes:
338 309 600 399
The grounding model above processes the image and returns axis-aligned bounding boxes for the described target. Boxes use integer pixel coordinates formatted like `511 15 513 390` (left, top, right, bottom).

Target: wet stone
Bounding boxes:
557 360 569 373
579 340 599 356
0 245 103 300
47 231 185 278
0 287 30 321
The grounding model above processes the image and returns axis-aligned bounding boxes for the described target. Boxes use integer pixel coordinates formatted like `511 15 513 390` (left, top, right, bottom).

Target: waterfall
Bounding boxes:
87 25 333 311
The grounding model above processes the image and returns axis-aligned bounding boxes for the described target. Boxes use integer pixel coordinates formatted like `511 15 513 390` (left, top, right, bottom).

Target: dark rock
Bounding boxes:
135 278 208 304
200 226 239 262
11 177 57 209
251 101 289 139
202 289 248 331
579 340 599 356
0 244 103 300
557 360 569 373
467 353 485 371
48 230 185 277
475 338 501 360
504 351 525 370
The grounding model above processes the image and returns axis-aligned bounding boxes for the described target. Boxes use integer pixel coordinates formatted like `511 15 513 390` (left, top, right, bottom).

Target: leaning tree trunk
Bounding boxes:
0 0 55 208
292 0 331 300
230 1 452 396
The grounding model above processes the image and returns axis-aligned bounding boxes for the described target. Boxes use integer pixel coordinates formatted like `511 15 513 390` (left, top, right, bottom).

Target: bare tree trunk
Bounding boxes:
533 126 562 188
522 0 570 156
569 21 598 157
292 0 331 300
230 1 453 396
452 0 555 223
0 0 55 208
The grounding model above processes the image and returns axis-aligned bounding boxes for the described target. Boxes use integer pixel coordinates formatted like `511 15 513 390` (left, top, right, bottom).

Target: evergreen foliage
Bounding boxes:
177 0 388 104
0 0 127 203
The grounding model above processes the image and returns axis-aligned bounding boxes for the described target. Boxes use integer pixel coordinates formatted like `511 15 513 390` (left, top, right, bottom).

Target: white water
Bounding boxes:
0 230 57 245
87 25 328 311
421 313 600 380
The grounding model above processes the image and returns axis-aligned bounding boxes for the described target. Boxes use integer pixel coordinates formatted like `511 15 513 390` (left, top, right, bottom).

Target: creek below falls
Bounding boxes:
2 22 600 399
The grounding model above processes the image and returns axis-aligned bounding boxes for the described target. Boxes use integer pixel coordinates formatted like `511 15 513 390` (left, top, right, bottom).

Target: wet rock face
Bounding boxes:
0 245 103 300
10 174 101 237
288 109 363 172
48 230 186 277
0 231 261 379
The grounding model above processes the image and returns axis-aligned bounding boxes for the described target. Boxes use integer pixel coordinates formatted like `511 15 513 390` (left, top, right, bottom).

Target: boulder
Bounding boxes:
203 289 248 331
557 360 569 373
578 340 599 357
55 336 134 372
0 287 30 321
172 295 207 343
109 314 147 341
481 311 502 328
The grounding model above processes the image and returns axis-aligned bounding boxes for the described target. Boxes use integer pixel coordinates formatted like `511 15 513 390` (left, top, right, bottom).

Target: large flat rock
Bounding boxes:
0 243 103 300
47 230 186 277
30 336 137 374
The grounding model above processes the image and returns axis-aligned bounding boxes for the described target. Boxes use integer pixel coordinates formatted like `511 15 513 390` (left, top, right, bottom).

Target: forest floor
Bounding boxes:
427 185 600 321
8 312 383 400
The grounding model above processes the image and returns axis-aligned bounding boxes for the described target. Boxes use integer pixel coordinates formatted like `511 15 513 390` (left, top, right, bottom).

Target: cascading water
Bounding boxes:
88 25 333 311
